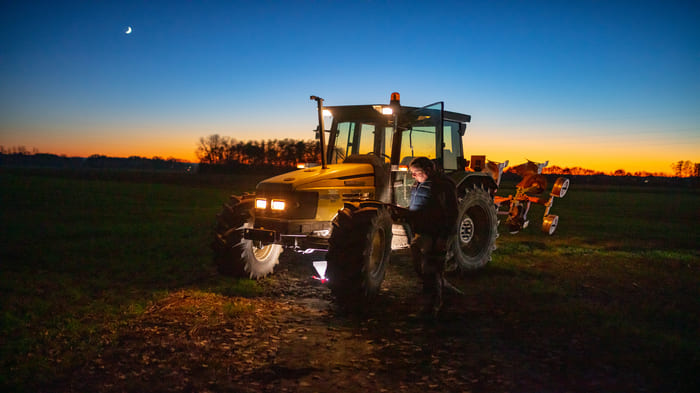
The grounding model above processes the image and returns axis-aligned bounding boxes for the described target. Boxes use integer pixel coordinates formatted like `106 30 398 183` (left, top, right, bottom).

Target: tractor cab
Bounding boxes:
318 93 471 207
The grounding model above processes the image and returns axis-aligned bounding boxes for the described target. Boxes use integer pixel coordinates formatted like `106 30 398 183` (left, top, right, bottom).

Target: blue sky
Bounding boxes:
1 0 698 173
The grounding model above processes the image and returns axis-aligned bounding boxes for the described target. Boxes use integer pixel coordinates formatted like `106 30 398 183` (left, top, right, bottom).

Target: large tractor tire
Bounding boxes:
326 202 393 306
451 185 498 270
212 194 282 278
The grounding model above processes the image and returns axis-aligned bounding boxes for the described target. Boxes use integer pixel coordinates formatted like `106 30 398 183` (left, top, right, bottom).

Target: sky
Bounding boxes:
1 0 698 174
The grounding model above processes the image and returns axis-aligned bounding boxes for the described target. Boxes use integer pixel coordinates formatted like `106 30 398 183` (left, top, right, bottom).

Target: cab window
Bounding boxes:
397 102 442 165
330 122 354 164
381 126 392 163
358 124 375 155
399 125 437 165
442 121 460 171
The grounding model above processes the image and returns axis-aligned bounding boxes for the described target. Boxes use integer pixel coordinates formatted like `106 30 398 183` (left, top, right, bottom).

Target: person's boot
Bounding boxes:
442 277 464 295
419 270 438 316
430 272 443 318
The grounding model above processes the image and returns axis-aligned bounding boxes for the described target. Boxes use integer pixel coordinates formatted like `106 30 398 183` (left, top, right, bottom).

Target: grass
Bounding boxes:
223 299 257 319
1 170 699 391
0 170 268 390
465 180 700 390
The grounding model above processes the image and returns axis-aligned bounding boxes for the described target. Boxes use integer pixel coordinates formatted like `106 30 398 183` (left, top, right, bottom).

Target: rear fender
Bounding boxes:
453 172 498 198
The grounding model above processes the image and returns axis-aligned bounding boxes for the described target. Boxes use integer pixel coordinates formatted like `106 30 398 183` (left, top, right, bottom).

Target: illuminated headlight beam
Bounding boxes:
312 261 328 283
255 198 267 209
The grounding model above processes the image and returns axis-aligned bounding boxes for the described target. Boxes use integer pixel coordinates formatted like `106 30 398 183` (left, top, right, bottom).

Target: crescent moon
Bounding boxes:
125 26 132 34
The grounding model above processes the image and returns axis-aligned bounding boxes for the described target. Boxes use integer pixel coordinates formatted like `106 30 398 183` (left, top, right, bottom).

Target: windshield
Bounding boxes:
330 122 375 163
328 121 392 164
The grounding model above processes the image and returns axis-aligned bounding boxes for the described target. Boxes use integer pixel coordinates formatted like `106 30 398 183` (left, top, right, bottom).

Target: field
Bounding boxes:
1 169 699 392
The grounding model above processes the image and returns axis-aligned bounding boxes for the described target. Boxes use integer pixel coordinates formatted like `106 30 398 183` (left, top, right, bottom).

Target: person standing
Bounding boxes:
402 156 459 317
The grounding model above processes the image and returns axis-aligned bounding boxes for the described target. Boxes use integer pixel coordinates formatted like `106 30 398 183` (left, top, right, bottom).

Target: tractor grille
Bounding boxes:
254 187 318 220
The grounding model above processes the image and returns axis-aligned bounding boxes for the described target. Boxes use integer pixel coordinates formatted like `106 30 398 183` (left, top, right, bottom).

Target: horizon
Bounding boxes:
1 1 698 175
1 143 694 177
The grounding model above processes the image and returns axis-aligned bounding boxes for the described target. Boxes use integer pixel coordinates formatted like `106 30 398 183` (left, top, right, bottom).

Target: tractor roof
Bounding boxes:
324 104 471 124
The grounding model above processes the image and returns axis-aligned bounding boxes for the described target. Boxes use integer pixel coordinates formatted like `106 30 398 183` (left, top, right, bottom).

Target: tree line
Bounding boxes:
3 140 698 178
195 135 700 178
542 165 683 178
0 148 192 172
195 135 320 167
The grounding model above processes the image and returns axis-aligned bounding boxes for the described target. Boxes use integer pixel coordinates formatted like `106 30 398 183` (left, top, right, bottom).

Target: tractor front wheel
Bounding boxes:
326 202 392 306
212 194 282 278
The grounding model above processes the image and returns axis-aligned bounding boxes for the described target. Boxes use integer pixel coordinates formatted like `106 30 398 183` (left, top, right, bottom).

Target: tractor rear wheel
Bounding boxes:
452 185 498 270
212 194 282 278
326 202 392 306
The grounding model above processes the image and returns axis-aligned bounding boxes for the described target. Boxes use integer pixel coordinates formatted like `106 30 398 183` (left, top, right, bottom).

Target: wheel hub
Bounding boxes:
459 216 475 244
253 243 274 259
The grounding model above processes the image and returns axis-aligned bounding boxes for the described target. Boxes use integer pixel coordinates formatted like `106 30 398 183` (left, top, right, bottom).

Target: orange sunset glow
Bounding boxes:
3 118 696 176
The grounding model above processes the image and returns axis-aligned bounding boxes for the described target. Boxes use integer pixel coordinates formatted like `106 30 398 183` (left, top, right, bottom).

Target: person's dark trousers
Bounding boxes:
410 234 445 316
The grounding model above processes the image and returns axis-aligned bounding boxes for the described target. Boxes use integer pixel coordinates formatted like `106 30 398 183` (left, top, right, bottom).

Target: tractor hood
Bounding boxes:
256 163 376 194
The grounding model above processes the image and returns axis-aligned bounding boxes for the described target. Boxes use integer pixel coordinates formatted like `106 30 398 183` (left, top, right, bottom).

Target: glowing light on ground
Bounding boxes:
312 261 328 283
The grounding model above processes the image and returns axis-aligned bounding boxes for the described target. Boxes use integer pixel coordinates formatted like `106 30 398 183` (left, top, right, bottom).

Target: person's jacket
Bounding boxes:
408 174 458 238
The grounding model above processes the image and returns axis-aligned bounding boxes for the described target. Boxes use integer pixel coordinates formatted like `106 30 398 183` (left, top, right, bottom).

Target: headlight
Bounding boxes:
255 198 267 209
271 199 286 211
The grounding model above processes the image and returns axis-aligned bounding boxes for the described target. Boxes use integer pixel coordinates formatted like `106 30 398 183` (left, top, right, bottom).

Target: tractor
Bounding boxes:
212 93 569 303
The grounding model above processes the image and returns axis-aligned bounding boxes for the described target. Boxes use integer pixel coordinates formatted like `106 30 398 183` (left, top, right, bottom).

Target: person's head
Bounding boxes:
408 156 435 183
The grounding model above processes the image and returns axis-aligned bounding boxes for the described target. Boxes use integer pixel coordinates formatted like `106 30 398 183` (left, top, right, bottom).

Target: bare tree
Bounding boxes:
671 160 697 177
196 134 230 164
681 160 695 177
195 135 321 167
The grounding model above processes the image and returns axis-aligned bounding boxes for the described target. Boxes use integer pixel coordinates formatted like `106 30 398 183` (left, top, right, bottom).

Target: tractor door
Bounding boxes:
392 102 444 207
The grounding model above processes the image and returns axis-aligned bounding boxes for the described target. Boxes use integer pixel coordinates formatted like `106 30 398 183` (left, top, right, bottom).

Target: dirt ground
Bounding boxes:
54 250 635 393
